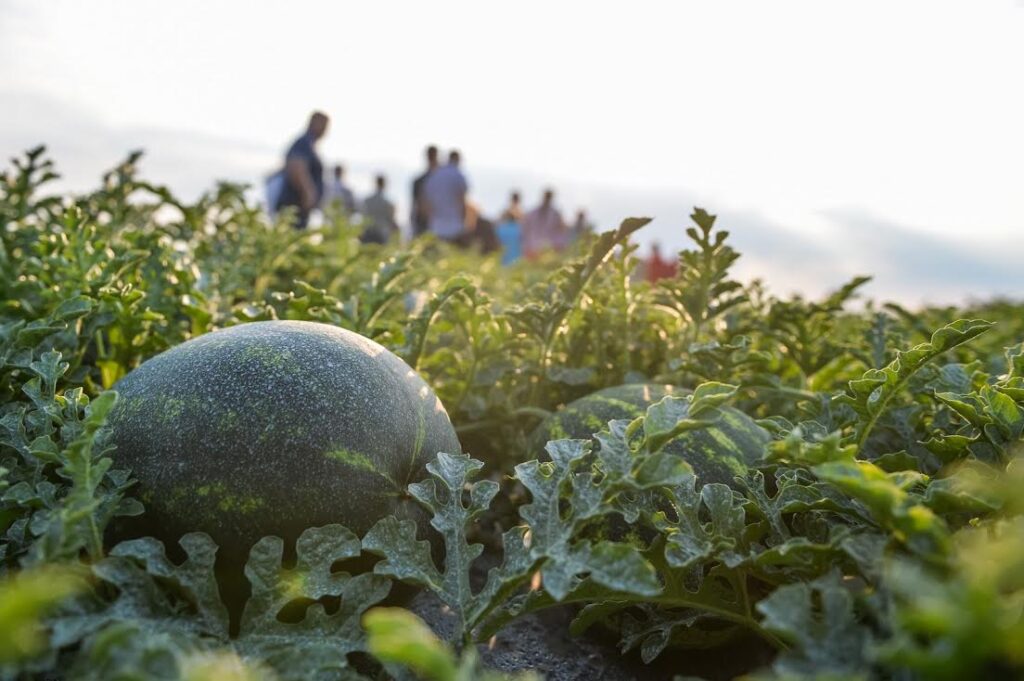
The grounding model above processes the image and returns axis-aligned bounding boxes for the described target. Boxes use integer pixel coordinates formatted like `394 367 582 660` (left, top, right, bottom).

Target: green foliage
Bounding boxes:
654 208 746 346
1 345 140 566
837 319 994 452
363 444 666 648
1 148 1023 679
363 453 503 646
48 526 388 680
0 565 83 666
364 608 539 681
366 607 460 681
756 572 869 679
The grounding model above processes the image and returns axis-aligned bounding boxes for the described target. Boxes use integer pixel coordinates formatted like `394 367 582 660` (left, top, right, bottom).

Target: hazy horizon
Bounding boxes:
2 0 1021 306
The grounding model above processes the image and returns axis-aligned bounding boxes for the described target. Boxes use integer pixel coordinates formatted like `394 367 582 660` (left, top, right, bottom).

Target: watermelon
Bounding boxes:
531 384 768 487
107 321 461 562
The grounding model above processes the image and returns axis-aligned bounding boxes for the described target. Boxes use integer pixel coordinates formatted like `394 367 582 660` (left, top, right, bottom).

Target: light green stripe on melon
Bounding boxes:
188 483 265 515
327 447 399 488
545 418 570 441
706 427 746 459
583 413 608 433
717 409 770 463
216 495 265 514
238 342 295 370
218 409 240 429
587 395 647 414
407 398 428 483
155 396 186 424
719 409 748 429
119 394 148 418
326 447 378 472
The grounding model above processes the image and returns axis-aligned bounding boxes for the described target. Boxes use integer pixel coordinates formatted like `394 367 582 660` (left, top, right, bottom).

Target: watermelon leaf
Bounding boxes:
48 527 387 681
366 447 662 647
363 452 498 647
757 572 870 678
837 319 993 452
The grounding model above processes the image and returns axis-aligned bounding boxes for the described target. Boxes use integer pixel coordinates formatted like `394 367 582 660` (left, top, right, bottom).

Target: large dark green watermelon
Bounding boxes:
531 384 768 487
108 321 460 561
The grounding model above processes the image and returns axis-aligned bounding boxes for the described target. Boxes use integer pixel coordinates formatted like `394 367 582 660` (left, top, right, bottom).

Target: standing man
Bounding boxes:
421 149 469 244
277 111 329 228
410 145 439 238
361 174 399 244
521 188 567 258
571 209 593 241
323 164 357 215
500 190 524 223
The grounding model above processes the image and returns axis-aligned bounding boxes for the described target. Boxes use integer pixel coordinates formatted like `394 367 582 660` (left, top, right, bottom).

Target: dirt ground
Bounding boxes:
409 588 772 681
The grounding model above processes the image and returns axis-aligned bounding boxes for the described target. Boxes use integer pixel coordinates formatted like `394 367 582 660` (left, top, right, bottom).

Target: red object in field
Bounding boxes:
645 246 677 282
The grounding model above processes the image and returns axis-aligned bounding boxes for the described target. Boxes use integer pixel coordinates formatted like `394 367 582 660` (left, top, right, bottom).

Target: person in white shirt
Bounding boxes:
521 188 568 259
322 164 357 215
421 150 468 242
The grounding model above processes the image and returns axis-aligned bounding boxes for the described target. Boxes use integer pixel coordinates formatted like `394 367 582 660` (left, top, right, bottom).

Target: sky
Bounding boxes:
1 0 1022 305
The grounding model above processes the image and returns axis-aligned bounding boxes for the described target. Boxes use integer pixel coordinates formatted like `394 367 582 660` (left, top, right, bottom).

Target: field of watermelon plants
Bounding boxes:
2 146 1024 681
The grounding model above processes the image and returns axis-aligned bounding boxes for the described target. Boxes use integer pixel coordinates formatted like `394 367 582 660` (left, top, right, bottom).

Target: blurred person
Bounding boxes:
462 201 499 253
421 149 468 243
264 168 285 217
277 111 329 228
496 191 524 265
410 145 439 238
571 209 593 240
323 164 357 215
645 242 677 282
521 188 567 258
501 190 524 223
361 174 399 244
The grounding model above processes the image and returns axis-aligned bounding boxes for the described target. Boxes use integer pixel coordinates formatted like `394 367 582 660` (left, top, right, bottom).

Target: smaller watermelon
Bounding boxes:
531 384 769 487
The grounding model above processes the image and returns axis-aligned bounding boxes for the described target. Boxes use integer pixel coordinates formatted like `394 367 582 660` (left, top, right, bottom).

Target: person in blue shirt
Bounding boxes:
276 111 329 228
421 150 469 242
496 190 523 265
